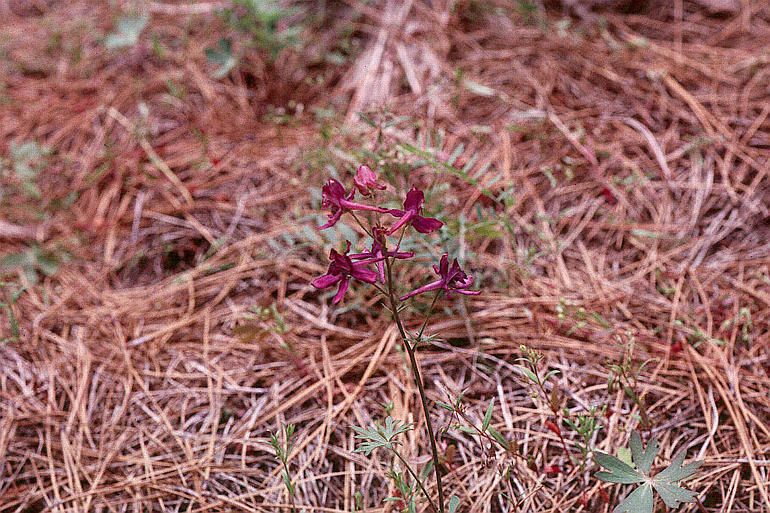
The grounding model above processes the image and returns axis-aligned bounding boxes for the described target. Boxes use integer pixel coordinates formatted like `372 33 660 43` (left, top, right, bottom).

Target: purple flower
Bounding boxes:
387 187 443 235
353 165 386 196
320 178 389 230
312 242 381 303
350 228 414 283
399 254 481 300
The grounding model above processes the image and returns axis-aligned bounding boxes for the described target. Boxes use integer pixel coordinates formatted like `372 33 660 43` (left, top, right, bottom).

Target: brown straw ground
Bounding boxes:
1 1 769 512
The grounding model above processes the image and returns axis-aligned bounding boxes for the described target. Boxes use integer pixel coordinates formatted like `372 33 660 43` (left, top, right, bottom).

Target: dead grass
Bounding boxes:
1 1 768 512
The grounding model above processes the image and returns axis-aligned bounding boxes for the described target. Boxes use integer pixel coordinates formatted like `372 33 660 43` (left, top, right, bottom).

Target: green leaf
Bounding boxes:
613 482 653 513
352 416 412 456
448 495 460 513
3 304 19 338
482 398 494 431
205 38 238 78
629 430 657 475
1 252 32 270
20 181 41 199
487 426 509 450
617 447 634 468
11 287 26 304
594 452 645 484
542 369 560 382
106 15 148 49
653 480 698 508
653 450 702 483
13 161 36 180
514 364 539 384
597 431 702 513
34 250 59 276
436 401 455 411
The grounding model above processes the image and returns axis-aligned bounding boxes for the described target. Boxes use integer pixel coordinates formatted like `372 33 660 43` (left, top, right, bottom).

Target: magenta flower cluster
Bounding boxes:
311 165 480 304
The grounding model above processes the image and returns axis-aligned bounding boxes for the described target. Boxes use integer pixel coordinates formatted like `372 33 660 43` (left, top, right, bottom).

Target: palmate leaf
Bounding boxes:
614 483 654 513
352 416 412 456
595 431 702 513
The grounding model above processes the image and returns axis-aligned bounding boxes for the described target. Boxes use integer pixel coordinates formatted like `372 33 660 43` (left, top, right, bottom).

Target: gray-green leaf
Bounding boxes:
596 431 702 513
482 398 494 431
205 38 238 78
614 482 653 513
106 15 148 49
448 495 460 513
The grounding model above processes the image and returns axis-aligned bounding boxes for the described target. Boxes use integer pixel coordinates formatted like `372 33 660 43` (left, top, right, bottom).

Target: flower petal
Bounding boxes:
353 165 386 196
339 199 389 213
351 266 378 283
319 209 343 230
349 250 375 260
321 179 347 208
403 187 424 212
332 277 350 303
411 215 443 233
312 273 342 289
387 211 414 235
398 280 443 301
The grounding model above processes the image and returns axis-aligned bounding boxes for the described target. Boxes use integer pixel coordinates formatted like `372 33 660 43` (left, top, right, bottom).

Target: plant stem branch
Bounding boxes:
392 449 439 512
536 378 574 471
384 253 446 513
349 212 373 239
416 291 441 343
280 459 297 513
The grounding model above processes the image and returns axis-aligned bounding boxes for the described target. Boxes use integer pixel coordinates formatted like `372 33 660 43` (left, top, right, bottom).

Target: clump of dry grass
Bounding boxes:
1 1 769 512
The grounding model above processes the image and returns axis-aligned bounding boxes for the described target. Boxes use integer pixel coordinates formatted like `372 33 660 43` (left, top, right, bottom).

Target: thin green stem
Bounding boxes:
391 449 439 512
534 375 574 471
349 212 374 239
383 254 446 513
370 282 388 297
416 291 441 345
280 459 297 513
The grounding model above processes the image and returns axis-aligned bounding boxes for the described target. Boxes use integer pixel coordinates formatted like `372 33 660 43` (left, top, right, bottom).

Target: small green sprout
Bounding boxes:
268 424 298 512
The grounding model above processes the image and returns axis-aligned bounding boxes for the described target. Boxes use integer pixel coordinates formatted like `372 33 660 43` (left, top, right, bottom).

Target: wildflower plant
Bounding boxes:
268 424 298 513
311 165 479 512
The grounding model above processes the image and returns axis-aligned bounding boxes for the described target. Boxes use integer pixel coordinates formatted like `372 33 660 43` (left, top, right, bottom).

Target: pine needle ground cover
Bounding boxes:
1 1 768 512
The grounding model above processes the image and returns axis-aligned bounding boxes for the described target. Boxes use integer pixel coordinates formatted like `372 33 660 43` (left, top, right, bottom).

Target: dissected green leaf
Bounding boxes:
653 479 698 508
1 252 32 270
614 482 653 513
653 450 702 483
617 447 634 468
596 431 702 513
629 430 657 475
352 416 412 456
594 452 644 484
